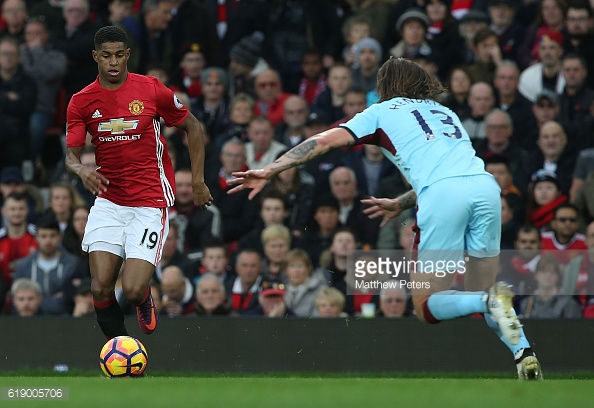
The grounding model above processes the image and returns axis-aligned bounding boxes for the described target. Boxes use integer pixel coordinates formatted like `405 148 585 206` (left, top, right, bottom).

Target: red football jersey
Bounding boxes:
0 225 38 287
66 73 189 207
541 231 588 265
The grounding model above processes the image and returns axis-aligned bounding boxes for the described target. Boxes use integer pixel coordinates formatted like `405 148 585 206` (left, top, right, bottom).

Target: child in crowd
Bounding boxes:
341 15 372 67
298 48 327 106
526 170 568 230
314 287 347 318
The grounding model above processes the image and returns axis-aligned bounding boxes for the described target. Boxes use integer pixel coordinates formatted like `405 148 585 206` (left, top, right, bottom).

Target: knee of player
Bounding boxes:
91 281 115 300
122 286 146 304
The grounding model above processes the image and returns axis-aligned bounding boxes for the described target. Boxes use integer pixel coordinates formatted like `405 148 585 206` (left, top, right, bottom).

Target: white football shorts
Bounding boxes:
82 197 169 266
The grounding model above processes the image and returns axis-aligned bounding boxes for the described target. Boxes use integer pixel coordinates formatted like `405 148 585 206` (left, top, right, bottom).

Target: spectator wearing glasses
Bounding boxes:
253 69 292 127
377 285 408 318
541 203 587 266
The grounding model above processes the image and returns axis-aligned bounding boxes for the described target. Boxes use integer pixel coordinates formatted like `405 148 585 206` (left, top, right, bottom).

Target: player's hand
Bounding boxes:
79 166 109 195
193 182 213 210
227 169 270 200
361 196 403 228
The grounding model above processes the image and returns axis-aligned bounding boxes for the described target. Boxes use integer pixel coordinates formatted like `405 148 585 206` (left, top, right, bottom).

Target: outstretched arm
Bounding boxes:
177 114 213 209
361 190 417 227
228 127 355 199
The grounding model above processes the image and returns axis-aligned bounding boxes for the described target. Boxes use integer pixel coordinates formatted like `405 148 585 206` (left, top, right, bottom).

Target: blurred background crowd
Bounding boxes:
1 0 594 320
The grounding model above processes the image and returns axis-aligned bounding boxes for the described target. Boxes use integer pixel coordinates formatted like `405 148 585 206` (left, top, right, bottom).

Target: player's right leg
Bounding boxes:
89 250 126 339
83 197 128 339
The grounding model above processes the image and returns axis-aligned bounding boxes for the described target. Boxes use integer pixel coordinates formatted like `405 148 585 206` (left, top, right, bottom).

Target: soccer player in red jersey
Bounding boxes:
65 26 212 339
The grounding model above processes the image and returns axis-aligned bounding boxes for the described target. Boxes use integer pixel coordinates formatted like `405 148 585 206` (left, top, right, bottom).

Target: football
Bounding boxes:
99 336 148 378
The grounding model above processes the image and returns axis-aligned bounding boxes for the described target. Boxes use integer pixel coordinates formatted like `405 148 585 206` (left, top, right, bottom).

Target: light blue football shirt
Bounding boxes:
340 98 488 193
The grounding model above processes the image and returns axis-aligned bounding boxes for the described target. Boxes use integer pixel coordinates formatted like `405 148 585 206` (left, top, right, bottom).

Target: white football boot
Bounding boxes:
488 282 523 345
516 350 544 380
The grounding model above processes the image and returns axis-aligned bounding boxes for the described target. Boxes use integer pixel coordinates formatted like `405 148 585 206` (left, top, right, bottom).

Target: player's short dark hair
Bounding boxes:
94 26 128 49
377 57 445 103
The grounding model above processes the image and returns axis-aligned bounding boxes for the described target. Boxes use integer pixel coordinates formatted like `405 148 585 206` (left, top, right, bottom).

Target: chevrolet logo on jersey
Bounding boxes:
98 118 140 134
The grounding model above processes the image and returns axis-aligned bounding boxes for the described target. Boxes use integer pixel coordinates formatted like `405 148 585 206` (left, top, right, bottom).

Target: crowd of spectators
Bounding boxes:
1 0 594 320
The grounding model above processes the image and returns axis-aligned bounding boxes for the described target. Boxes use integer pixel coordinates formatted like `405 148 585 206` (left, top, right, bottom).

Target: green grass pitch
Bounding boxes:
1 374 593 408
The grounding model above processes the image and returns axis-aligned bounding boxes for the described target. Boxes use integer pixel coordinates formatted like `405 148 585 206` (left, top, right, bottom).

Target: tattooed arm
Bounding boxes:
228 128 355 199
268 128 355 175
396 190 417 210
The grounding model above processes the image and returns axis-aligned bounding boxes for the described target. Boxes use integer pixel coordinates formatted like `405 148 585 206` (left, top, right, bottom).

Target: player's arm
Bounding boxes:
65 146 108 195
361 190 417 227
176 113 213 209
228 127 355 199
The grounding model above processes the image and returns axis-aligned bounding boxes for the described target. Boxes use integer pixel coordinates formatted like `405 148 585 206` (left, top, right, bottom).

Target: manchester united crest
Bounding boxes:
128 100 144 115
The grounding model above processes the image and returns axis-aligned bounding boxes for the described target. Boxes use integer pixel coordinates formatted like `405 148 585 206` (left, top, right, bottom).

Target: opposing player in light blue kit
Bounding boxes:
228 57 542 380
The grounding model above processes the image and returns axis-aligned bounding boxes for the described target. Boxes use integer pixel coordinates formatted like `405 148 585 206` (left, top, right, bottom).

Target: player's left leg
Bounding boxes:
465 176 542 380
122 258 159 335
122 206 169 335
466 256 542 379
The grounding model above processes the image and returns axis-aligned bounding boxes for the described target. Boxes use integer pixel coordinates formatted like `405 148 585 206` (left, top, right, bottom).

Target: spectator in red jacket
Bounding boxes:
253 69 292 127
